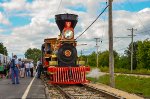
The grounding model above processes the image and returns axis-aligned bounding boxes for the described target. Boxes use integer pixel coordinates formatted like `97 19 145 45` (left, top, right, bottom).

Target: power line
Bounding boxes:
126 0 150 35
56 0 63 14
116 47 127 51
114 28 137 73
127 0 146 30
75 4 109 40
140 29 150 34
102 0 108 41
94 38 101 68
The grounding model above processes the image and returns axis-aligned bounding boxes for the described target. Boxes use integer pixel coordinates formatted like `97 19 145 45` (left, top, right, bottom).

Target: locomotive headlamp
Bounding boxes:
64 30 73 39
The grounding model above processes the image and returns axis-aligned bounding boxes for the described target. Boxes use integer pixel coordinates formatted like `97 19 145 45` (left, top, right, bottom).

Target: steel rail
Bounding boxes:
83 84 124 99
54 85 75 99
55 84 124 99
42 76 124 99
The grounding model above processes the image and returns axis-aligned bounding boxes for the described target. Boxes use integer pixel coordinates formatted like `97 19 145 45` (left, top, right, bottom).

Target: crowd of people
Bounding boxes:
0 55 43 84
19 60 34 78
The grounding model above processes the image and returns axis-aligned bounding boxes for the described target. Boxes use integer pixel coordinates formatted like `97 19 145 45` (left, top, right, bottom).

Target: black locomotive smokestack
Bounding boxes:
55 13 78 32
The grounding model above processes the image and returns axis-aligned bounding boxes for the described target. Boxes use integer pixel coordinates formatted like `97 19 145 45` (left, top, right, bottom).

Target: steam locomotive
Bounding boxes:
41 14 90 84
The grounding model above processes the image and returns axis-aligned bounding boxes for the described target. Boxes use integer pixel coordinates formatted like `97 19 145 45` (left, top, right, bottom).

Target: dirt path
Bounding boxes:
102 72 150 78
115 73 150 78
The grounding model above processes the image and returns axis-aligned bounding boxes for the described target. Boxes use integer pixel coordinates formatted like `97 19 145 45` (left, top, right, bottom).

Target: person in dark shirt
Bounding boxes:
11 55 20 84
37 58 43 79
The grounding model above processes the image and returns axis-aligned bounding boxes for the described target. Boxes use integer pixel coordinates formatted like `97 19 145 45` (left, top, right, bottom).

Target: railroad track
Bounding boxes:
44 81 123 98
42 77 124 99
54 84 123 99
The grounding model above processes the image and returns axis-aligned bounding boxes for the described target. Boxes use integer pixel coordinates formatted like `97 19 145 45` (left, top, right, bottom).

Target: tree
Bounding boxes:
87 51 96 66
117 55 130 69
137 39 150 69
99 51 109 67
98 50 119 67
0 43 8 55
24 48 41 63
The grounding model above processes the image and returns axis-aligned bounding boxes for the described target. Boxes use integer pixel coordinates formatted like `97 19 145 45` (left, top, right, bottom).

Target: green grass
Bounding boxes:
88 74 150 98
97 66 150 75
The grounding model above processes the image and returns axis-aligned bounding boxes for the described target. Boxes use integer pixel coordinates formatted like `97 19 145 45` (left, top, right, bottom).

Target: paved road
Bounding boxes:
0 77 46 99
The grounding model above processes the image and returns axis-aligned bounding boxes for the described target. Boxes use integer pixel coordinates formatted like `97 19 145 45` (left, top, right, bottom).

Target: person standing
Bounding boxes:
18 59 22 77
29 62 34 77
25 62 30 77
20 62 25 78
6 62 11 79
10 55 19 84
0 62 4 78
3 61 7 77
37 58 43 79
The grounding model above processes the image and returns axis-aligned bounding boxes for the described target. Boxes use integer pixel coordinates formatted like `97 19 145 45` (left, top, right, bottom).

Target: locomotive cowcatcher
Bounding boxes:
41 14 90 84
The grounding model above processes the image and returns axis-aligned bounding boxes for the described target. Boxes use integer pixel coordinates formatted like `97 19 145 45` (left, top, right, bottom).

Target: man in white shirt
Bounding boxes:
20 61 25 78
29 62 34 77
25 62 30 77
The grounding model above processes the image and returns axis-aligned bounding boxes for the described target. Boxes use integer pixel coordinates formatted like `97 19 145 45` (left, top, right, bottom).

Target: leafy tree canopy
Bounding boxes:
24 48 41 63
137 39 150 69
0 43 8 56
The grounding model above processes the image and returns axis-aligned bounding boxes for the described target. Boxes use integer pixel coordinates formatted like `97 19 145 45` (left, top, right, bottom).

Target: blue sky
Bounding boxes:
0 0 150 58
10 16 31 27
113 1 150 12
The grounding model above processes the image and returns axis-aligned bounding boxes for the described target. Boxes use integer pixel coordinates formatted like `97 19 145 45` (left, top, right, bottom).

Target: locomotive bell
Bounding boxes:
55 13 78 32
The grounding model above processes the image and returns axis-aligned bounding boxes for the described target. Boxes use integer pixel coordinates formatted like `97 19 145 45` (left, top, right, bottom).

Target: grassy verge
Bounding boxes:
96 66 150 75
88 74 150 98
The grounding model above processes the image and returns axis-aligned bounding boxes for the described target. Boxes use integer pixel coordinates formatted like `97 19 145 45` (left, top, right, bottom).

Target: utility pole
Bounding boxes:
12 53 13 58
77 44 87 61
80 50 83 60
80 50 83 56
108 0 115 87
127 28 137 73
94 38 100 68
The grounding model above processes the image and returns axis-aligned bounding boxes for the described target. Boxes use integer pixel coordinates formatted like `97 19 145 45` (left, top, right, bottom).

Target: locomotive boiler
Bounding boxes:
41 13 90 84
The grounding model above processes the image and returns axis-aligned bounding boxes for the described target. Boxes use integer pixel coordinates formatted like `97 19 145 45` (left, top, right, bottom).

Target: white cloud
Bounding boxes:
0 12 10 25
0 16 59 57
0 0 149 58
0 0 26 11
0 28 5 32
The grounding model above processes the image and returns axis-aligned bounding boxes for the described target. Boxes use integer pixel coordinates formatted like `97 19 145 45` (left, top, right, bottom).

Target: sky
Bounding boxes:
0 0 150 58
